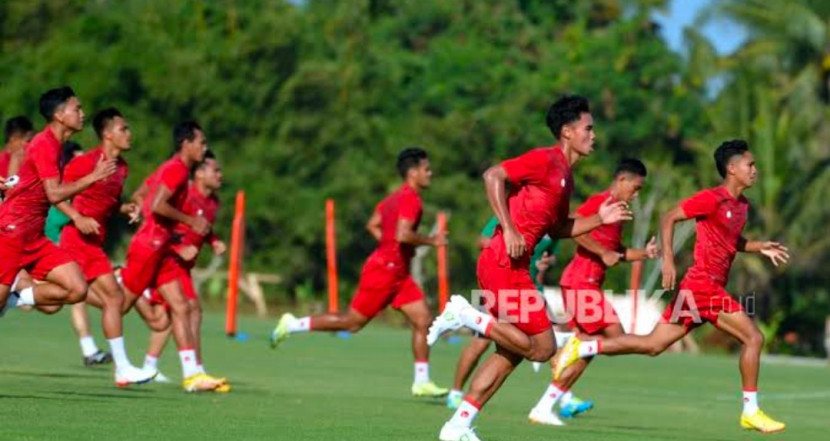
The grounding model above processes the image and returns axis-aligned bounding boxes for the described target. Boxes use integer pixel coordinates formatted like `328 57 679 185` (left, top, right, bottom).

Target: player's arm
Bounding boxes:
365 210 382 241
623 236 659 262
131 182 149 206
150 185 209 234
554 198 633 238
659 205 693 290
55 200 101 235
42 157 116 204
738 237 789 267
483 165 526 258
396 218 444 247
570 213 624 266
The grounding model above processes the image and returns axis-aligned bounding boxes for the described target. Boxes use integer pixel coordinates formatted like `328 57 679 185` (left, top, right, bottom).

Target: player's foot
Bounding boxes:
427 296 468 346
215 382 232 393
552 336 581 381
115 365 158 387
182 373 223 392
559 397 594 418
412 381 449 398
528 407 565 426
83 350 113 367
151 371 172 383
740 410 786 434
270 313 296 349
439 423 483 441
446 390 464 409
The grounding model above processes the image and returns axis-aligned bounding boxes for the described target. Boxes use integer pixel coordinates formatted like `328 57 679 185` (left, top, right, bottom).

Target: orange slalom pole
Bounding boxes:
629 260 643 333
225 190 245 336
326 199 339 313
436 212 449 312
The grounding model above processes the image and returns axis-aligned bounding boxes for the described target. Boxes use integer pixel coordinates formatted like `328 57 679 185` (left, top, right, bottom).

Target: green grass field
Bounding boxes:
1 308 828 441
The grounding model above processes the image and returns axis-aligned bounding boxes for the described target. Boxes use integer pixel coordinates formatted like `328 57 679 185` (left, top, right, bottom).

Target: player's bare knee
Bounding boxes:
65 280 89 304
746 330 764 350
647 340 669 357
346 319 367 333
528 346 555 363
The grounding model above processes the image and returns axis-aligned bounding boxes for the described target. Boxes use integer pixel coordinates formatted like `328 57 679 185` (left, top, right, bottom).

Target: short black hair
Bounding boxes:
39 86 76 121
614 158 647 177
545 95 590 139
60 141 83 172
172 120 202 152
397 147 428 178
4 116 34 143
714 139 749 178
92 107 123 139
193 149 217 177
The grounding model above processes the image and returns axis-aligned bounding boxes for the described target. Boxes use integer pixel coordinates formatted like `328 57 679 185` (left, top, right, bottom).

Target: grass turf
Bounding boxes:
1 308 828 440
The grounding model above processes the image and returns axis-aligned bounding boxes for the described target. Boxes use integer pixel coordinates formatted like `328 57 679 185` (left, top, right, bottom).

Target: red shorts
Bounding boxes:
475 249 551 336
349 256 424 319
560 284 620 335
660 279 744 330
59 226 113 282
0 232 73 285
154 254 197 301
121 238 167 295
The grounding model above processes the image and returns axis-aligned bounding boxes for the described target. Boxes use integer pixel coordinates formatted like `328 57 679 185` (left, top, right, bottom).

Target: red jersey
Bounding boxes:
560 190 623 288
680 186 749 287
488 146 574 267
133 156 190 245
62 147 129 244
171 182 220 255
0 127 61 240
0 150 10 177
371 184 422 271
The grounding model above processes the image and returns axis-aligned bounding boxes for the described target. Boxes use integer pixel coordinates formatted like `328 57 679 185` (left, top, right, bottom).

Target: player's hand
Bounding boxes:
90 156 117 181
760 241 789 267
212 240 227 256
122 202 142 224
74 215 101 235
645 236 659 259
661 258 676 290
504 227 526 259
176 245 199 262
190 215 210 235
431 230 448 247
535 251 555 272
597 197 633 225
601 250 623 267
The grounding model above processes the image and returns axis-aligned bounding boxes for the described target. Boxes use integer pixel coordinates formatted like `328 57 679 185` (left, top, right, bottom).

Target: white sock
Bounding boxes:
196 363 206 375
448 389 464 400
79 336 98 357
560 391 574 406
143 353 159 370
414 361 430 383
447 397 480 428
108 337 131 370
743 390 759 414
578 340 600 358
555 331 574 348
179 349 199 378
288 316 311 333
459 308 493 336
17 287 35 306
534 383 567 412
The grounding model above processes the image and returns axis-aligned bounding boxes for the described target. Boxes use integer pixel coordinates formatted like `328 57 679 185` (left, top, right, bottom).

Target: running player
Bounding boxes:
0 86 116 317
1 116 35 184
427 95 632 441
554 140 788 433
527 158 658 423
270 147 450 398
57 108 156 385
118 120 221 392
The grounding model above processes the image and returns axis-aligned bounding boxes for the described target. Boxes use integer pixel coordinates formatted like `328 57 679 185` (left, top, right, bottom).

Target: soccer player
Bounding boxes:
0 86 116 317
528 158 658 422
1 116 35 183
118 121 221 392
140 150 228 387
554 140 789 434
270 147 450 398
427 95 632 441
57 108 156 385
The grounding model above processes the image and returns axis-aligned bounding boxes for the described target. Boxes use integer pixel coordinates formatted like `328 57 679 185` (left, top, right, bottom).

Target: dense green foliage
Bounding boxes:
1 0 826 353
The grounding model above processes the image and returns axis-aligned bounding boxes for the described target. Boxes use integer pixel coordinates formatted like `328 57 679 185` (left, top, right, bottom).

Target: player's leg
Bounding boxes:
439 345 522 441
157 280 200 379
399 297 448 397
133 293 171 332
71 302 111 366
447 336 491 408
716 310 784 433
143 307 173 383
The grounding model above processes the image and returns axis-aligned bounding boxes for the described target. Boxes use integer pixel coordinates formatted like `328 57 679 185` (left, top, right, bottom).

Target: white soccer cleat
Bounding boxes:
115 365 158 387
528 407 565 426
151 371 172 383
427 296 469 346
439 422 483 441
